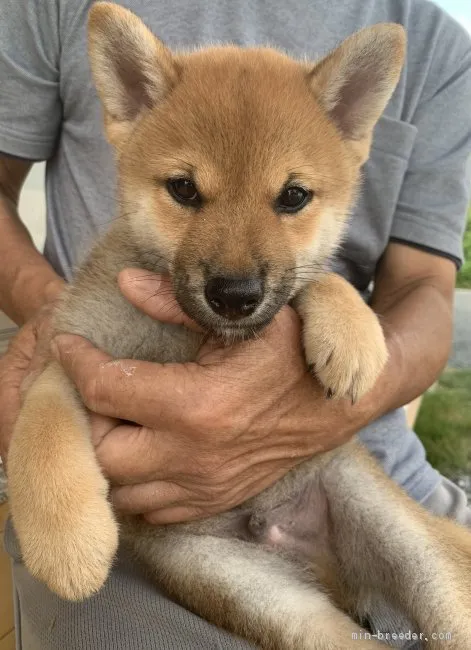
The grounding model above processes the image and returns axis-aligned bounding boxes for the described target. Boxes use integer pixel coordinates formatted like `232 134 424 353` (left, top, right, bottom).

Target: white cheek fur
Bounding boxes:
293 206 349 289
123 189 178 265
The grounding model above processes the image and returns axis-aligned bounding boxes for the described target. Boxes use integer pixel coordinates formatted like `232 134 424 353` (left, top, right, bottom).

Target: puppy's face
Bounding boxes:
88 3 405 337
118 49 356 336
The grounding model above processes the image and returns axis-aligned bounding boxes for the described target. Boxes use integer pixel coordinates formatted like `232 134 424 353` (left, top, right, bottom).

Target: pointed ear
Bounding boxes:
309 24 406 162
88 2 179 147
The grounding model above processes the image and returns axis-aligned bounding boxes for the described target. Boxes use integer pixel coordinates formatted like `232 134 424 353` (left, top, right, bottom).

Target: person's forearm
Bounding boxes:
357 281 452 426
0 193 64 325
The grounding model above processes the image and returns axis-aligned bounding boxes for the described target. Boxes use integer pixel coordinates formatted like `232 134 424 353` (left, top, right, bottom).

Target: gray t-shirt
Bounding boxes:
1 0 471 503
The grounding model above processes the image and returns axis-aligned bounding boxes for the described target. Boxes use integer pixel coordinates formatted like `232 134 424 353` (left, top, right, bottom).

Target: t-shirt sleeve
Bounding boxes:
390 27 471 267
0 0 61 161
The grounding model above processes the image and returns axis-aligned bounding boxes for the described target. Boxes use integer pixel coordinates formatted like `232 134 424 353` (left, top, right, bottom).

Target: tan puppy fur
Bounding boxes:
7 4 471 648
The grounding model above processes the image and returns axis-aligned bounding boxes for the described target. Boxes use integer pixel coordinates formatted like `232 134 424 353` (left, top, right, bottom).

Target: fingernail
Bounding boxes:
120 269 162 296
134 278 163 298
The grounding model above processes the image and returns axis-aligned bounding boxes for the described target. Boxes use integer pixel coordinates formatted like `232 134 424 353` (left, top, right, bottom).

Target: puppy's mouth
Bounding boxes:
174 273 293 341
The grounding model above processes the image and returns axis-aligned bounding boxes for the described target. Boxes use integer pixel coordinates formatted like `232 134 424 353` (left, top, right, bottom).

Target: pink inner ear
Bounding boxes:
112 50 155 119
328 62 386 140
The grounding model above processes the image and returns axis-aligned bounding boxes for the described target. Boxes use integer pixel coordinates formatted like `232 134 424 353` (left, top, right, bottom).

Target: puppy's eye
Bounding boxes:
276 186 312 214
166 178 201 207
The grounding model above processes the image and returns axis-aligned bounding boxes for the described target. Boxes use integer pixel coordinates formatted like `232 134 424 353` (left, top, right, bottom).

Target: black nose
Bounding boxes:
204 277 264 320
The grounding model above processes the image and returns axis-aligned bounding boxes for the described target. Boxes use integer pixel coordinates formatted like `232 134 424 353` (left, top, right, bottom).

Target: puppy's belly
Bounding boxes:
239 479 332 564
128 476 333 567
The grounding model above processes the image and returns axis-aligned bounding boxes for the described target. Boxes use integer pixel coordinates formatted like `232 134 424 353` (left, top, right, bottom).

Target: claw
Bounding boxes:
350 385 360 405
350 374 361 405
326 388 335 399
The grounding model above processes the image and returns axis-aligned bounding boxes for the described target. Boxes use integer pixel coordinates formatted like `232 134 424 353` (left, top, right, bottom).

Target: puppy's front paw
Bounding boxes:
295 276 388 402
303 307 388 402
20 488 119 601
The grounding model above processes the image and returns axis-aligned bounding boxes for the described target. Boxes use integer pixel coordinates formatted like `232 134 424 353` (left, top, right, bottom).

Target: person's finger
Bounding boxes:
51 334 195 425
118 269 203 332
255 306 302 352
4 323 36 365
144 506 208 525
196 304 303 364
52 308 304 432
111 479 190 513
94 422 180 483
0 330 38 464
88 411 121 448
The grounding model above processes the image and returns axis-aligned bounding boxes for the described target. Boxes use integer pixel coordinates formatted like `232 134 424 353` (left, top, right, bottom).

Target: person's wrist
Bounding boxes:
11 266 65 324
42 277 66 306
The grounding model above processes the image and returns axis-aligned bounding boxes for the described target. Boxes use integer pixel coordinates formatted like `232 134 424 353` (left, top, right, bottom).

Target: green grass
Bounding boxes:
457 206 471 289
415 206 471 478
415 369 471 477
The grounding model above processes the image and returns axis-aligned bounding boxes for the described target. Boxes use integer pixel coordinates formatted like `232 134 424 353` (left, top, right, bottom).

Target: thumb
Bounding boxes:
118 268 203 332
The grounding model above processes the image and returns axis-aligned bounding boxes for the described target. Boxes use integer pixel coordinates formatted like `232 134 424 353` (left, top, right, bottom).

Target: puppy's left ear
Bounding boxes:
309 24 406 162
88 2 179 148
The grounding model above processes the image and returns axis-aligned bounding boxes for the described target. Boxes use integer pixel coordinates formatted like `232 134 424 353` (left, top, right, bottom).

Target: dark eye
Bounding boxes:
166 178 201 207
276 186 312 214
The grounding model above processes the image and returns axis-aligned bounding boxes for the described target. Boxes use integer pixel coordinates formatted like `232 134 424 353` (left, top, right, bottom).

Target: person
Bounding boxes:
0 0 470 648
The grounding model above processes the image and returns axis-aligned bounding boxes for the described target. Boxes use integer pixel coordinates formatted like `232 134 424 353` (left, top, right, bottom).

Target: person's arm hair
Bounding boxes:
0 155 64 325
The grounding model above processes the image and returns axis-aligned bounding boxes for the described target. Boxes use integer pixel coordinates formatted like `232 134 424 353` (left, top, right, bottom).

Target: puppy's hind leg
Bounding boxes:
323 443 471 649
8 361 119 600
130 532 386 650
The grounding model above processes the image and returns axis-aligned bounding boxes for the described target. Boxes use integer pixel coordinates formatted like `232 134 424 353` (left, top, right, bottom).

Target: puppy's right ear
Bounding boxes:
88 2 179 148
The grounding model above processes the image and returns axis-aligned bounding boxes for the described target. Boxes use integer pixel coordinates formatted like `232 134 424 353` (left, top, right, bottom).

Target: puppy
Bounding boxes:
8 4 471 649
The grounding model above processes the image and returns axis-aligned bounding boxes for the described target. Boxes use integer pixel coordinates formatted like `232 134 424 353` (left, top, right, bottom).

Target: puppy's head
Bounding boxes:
88 3 405 337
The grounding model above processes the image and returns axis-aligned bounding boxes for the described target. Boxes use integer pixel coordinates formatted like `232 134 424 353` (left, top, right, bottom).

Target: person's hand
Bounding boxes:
51 269 369 524
0 300 60 466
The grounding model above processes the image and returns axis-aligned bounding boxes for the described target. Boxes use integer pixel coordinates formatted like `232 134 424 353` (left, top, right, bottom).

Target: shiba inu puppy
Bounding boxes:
7 3 471 649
